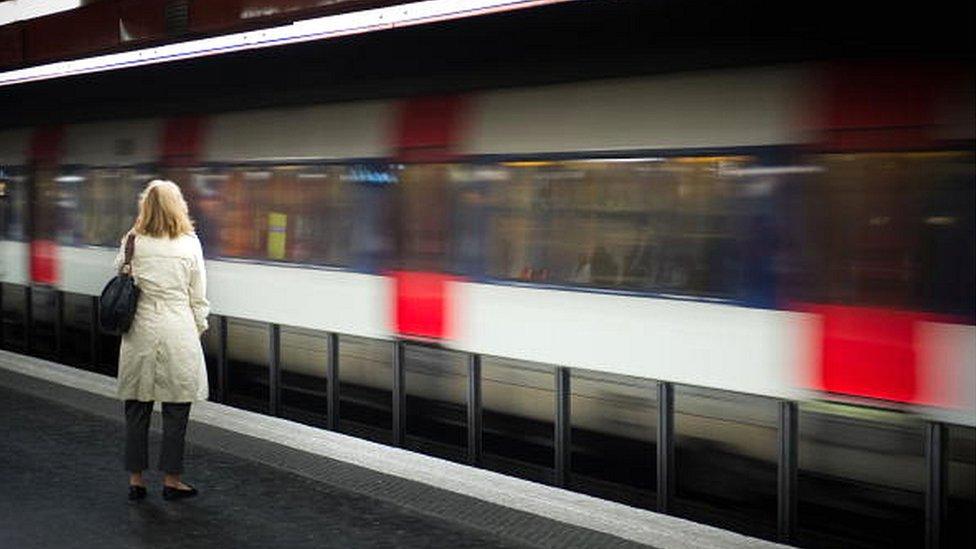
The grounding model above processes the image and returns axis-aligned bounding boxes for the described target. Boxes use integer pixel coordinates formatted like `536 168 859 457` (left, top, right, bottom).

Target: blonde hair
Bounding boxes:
132 180 194 239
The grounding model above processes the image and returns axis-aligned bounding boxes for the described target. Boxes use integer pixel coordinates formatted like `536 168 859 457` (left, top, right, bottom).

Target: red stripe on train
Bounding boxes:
811 60 961 151
162 116 207 166
29 126 64 285
390 271 456 341
393 95 468 163
802 304 952 405
389 96 467 340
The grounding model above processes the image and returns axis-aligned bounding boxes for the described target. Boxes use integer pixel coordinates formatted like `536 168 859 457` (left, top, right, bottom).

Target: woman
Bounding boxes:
115 179 210 502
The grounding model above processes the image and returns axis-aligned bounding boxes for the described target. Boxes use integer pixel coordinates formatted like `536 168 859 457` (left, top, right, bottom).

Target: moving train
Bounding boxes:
1 62 974 544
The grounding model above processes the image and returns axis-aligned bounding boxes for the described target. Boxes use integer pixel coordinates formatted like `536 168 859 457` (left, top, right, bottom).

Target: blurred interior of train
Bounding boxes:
4 151 974 312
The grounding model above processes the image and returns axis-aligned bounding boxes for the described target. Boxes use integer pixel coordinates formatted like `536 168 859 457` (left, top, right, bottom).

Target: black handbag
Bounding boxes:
99 233 141 335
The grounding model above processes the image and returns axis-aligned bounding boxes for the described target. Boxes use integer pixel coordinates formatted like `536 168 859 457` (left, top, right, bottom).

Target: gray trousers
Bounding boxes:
124 400 191 474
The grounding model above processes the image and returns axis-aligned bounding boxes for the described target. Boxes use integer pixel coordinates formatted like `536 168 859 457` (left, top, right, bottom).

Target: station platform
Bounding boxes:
0 351 784 549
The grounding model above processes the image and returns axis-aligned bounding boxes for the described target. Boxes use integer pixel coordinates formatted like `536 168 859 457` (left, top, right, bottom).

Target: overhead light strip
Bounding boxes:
0 1 82 27
0 0 573 88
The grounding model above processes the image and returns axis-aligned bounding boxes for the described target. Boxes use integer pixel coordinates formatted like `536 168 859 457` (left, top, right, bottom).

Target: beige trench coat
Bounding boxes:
114 233 211 402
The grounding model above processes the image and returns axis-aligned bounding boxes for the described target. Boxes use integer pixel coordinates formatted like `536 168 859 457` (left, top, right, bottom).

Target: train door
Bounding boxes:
725 158 819 309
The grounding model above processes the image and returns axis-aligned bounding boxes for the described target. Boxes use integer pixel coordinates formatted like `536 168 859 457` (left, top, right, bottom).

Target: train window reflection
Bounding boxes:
403 344 467 462
1 173 27 240
569 370 656 509
32 169 60 245
786 152 975 316
53 169 148 248
797 405 926 547
281 168 353 266
337 335 392 444
393 164 455 272
213 170 266 259
481 356 555 484
93 169 144 247
482 157 755 298
55 171 85 245
179 170 227 256
673 385 778 538
182 166 358 266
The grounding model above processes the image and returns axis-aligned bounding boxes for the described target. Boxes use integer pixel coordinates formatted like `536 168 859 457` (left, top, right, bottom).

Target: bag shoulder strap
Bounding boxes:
121 233 136 274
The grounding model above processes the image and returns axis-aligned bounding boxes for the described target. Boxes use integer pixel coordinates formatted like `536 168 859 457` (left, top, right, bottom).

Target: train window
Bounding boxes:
451 167 493 276
947 425 976 546
178 169 227 256
210 169 267 260
225 318 271 414
796 404 926 547
787 152 975 316
673 384 778 538
337 335 393 444
403 344 467 462
63 169 151 248
391 164 457 272
569 370 656 509
31 169 61 246
481 356 556 484
185 165 357 266
54 171 85 246
482 157 756 298
280 325 330 428
0 173 27 240
347 165 396 272
61 293 94 369
267 167 353 266
0 283 27 351
28 286 58 360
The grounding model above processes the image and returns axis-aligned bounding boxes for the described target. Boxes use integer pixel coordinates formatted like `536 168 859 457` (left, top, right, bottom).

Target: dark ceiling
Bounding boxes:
1 0 972 128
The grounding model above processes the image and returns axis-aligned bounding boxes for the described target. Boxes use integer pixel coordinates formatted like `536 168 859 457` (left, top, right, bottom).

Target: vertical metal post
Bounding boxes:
778 401 799 542
327 332 340 430
467 353 483 466
0 283 6 347
268 323 281 416
926 422 947 549
54 290 63 360
555 367 572 487
657 381 675 513
89 295 99 369
392 340 406 446
24 285 32 353
216 316 228 403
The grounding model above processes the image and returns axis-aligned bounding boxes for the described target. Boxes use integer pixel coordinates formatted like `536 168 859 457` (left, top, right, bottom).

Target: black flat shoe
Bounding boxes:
162 485 198 501
128 485 147 501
